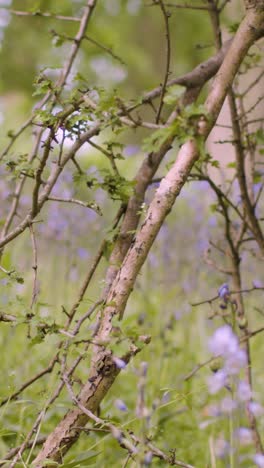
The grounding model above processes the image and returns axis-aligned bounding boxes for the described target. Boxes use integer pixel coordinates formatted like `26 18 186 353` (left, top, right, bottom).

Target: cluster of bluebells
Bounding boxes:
207 324 247 394
206 316 264 465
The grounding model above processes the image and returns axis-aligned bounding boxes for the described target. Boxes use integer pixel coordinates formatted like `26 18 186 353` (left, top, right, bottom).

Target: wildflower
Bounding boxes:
124 145 139 157
252 279 263 289
237 380 252 402
161 391 170 404
115 399 127 412
207 369 228 394
218 283 230 300
220 396 237 414
113 357 126 369
144 452 153 465
203 403 221 417
248 402 264 417
214 437 230 458
77 247 90 260
254 454 264 468
208 325 239 357
224 348 247 375
236 427 253 445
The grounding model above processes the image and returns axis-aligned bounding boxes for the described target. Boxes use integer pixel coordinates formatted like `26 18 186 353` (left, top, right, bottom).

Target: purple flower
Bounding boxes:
248 402 264 417
224 349 247 375
218 283 230 300
115 399 127 412
207 369 227 394
208 216 217 227
214 437 230 458
208 325 239 357
161 391 171 404
253 182 262 196
237 380 252 402
220 396 237 414
69 267 79 282
252 279 263 289
236 427 253 445
254 454 264 468
77 247 90 260
124 145 139 157
144 452 153 465
204 403 221 417
113 357 126 369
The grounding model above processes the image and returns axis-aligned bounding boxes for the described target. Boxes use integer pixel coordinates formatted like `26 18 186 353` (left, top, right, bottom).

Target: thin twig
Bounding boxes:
29 225 38 308
0 355 58 407
155 0 171 123
47 196 102 214
8 9 81 21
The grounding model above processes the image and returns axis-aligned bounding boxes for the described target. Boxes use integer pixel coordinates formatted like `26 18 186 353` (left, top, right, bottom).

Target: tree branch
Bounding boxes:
32 7 264 464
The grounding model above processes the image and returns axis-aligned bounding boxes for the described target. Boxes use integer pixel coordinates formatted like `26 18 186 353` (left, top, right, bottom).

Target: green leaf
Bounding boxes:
184 103 208 118
210 203 218 213
33 75 52 97
253 171 262 184
103 240 114 261
142 125 174 152
211 160 220 168
163 84 185 105
52 34 66 48
100 171 135 202
74 72 89 83
228 22 240 33
62 451 101 467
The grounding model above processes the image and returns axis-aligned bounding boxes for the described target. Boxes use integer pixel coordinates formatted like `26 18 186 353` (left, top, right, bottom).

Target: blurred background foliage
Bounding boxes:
0 0 264 467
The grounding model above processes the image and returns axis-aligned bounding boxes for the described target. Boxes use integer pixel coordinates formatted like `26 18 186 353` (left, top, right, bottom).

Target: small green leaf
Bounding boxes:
210 203 218 213
62 451 101 467
253 171 262 184
163 84 185 105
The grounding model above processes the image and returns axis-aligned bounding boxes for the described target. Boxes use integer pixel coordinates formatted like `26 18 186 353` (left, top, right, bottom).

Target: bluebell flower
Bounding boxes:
224 348 247 375
144 452 153 465
248 402 264 417
220 396 237 414
208 325 239 357
77 247 90 260
236 427 253 445
207 369 227 394
204 403 221 417
252 279 263 289
218 283 230 300
113 357 126 369
237 380 252 402
254 454 264 467
115 399 127 412
124 145 139 157
214 437 230 458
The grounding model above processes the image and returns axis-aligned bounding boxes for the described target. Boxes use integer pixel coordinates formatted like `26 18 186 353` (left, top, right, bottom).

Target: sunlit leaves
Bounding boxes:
163 84 185 105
